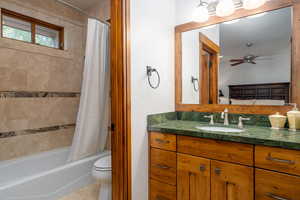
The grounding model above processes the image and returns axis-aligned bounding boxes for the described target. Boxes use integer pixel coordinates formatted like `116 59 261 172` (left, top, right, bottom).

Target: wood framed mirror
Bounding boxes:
175 0 300 114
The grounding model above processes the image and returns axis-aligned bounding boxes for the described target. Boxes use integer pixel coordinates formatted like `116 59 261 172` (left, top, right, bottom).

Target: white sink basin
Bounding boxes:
196 126 244 133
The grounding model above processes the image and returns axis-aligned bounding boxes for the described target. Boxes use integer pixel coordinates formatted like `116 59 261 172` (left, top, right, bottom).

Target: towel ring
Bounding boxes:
147 66 160 89
191 76 199 92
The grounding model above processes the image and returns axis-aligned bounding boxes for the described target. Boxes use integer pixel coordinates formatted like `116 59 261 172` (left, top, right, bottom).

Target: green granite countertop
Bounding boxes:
148 120 300 150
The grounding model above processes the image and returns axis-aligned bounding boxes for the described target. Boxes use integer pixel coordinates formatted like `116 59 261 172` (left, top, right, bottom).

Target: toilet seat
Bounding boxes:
94 154 111 171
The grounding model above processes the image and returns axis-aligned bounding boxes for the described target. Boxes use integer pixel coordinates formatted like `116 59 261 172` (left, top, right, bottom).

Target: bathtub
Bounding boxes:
0 147 110 200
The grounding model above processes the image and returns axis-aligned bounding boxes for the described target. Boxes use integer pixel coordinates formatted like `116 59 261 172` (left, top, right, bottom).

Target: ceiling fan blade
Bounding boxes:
250 61 256 64
230 59 244 62
256 57 272 61
231 61 244 66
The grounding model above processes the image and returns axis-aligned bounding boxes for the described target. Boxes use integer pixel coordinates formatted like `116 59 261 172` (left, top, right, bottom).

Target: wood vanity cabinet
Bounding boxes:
149 132 300 200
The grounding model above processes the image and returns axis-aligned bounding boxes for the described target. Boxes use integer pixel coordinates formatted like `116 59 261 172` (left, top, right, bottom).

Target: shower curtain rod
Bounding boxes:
55 0 111 26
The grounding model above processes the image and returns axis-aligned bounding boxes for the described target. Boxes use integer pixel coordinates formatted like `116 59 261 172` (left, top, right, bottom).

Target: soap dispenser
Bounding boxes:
287 103 300 131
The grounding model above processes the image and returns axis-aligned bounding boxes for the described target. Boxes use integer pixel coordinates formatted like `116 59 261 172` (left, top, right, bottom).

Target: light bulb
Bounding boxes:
243 0 267 10
216 0 235 17
193 5 209 22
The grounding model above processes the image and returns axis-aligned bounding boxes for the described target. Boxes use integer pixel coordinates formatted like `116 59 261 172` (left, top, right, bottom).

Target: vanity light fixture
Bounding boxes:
193 0 269 21
193 0 209 22
243 0 267 10
216 0 235 17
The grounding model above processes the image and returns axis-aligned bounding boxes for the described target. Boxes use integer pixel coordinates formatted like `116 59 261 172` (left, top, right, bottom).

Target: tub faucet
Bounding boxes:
221 108 229 126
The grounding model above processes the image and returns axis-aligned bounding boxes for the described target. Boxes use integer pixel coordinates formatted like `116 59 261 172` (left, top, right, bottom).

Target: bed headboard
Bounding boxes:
229 82 290 103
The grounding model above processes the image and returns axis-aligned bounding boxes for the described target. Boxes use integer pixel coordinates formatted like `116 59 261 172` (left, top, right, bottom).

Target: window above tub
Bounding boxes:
1 8 64 50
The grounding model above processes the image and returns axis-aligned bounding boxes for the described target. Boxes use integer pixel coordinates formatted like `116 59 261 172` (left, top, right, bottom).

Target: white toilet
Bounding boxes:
92 153 112 200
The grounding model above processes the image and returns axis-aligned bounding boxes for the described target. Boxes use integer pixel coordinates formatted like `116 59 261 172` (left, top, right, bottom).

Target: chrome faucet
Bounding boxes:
238 116 250 129
221 108 229 126
204 115 214 125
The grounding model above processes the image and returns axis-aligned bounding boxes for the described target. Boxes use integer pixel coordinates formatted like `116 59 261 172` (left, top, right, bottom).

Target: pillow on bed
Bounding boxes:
254 99 285 106
230 99 256 105
219 97 230 104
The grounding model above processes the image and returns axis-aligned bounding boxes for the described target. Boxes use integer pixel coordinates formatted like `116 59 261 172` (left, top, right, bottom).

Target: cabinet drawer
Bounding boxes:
150 179 176 200
256 169 300 200
150 132 176 151
178 136 254 166
150 148 177 185
255 145 300 176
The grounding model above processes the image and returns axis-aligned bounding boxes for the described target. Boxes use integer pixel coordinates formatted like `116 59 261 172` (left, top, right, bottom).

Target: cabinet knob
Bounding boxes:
214 167 221 175
199 164 206 172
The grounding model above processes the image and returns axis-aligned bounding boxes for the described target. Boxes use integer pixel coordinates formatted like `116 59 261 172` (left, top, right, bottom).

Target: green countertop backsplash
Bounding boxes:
147 112 300 150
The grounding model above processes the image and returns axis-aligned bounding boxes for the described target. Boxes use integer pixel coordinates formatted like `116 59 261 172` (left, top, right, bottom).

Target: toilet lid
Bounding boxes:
94 155 111 169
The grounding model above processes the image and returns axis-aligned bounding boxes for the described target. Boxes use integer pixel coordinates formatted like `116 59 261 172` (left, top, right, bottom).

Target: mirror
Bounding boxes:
181 7 292 106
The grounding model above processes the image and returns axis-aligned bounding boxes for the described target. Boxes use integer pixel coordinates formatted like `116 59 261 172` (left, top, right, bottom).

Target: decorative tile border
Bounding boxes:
0 91 80 98
0 124 75 139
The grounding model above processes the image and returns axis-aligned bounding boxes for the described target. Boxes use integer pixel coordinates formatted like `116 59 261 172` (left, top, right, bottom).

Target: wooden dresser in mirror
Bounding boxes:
175 0 300 114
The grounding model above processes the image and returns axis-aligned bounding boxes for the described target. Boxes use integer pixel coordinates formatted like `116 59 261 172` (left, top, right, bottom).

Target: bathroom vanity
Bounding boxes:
147 0 300 199
147 115 300 200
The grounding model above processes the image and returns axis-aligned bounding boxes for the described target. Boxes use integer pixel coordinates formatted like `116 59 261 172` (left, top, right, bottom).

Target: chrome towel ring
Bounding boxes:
147 66 160 89
191 76 199 92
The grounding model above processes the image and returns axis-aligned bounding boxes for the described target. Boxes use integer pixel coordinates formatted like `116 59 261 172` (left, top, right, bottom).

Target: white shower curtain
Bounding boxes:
68 19 110 162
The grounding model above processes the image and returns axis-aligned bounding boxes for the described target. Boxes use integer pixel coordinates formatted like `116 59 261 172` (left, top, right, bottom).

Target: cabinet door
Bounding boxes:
211 160 254 200
177 153 210 200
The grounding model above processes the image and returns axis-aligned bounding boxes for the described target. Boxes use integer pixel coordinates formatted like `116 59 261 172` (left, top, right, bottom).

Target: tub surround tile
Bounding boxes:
0 98 79 132
0 128 74 161
0 0 86 161
0 124 75 139
0 48 83 93
148 112 300 150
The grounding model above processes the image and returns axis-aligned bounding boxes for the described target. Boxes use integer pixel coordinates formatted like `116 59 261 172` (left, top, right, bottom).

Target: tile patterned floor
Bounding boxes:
58 182 101 200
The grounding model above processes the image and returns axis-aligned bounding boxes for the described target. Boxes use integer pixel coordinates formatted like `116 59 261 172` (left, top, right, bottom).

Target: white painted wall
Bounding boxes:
182 26 220 104
130 0 175 199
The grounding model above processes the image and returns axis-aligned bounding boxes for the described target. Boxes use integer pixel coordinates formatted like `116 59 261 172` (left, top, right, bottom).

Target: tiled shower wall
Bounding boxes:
0 0 86 161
